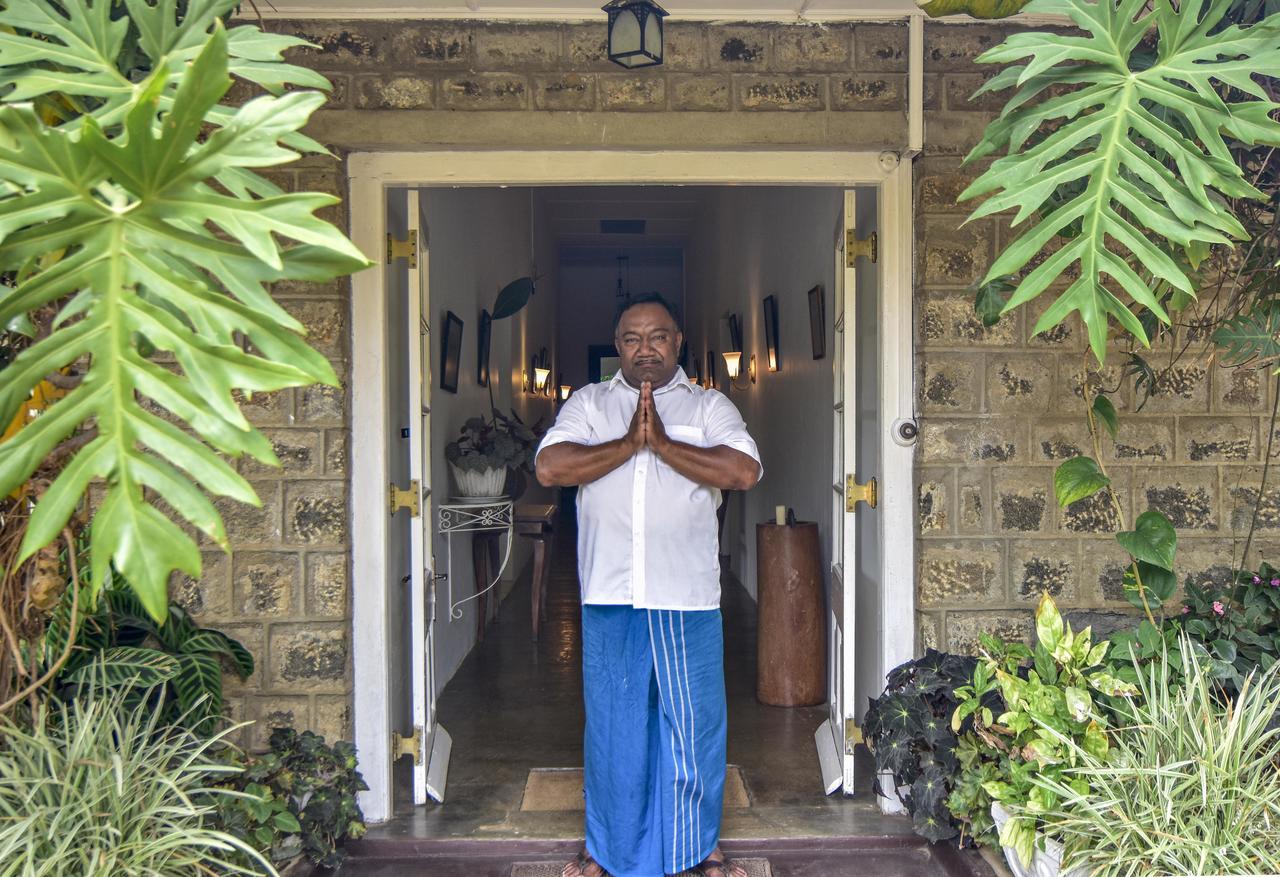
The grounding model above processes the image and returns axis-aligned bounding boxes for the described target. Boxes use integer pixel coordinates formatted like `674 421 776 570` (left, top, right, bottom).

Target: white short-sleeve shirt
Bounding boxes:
535 367 762 610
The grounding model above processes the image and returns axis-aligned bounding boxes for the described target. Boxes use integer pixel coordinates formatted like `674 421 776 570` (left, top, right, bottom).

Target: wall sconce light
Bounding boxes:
602 0 667 69
722 350 756 390
531 348 550 395
534 365 551 393
559 385 572 401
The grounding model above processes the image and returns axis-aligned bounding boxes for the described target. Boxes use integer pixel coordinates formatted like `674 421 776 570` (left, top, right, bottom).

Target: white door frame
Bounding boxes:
347 149 917 822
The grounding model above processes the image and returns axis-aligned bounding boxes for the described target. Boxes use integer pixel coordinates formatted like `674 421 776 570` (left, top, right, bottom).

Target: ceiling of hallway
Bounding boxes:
540 185 707 251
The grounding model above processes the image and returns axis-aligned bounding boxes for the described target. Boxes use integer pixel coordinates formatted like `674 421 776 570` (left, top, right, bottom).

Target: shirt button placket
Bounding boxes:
633 449 647 605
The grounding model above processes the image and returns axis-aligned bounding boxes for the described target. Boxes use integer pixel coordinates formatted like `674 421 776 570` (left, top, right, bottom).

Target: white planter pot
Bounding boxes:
875 770 910 816
450 463 508 498
990 802 1088 877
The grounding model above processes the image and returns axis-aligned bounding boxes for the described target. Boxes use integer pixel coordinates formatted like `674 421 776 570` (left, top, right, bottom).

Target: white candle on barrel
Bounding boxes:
775 505 786 526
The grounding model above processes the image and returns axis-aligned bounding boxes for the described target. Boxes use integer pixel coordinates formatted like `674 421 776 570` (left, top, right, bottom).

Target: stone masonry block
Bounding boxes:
220 623 266 694
1177 538 1237 596
1032 419 1090 462
1058 468 1129 535
922 111 996 156
659 22 710 72
918 467 953 534
918 162 979 213
920 354 980 413
1024 294 1083 350
1079 542 1134 604
285 481 348 546
563 28 614 71
355 75 435 110
924 24 1005 72
474 24 561 69
831 75 906 111
736 76 825 111
1142 361 1211 414
668 74 730 111
233 551 300 618
921 216 992 286
774 24 853 71
708 25 771 69
985 354 1053 414
1054 361 1128 415
920 417 1024 464
533 74 596 111
390 25 472 67
944 72 1010 112
919 290 1019 347
1215 366 1268 413
1062 609 1140 641
854 24 907 72
1108 419 1173 463
314 695 354 743
241 428 323 479
600 75 666 111
993 467 1051 533
919 613 942 652
325 429 347 476
1226 466 1280 532
1010 539 1079 602
234 387 292 427
958 467 990 533
211 483 283 547
269 624 350 693
248 696 311 752
170 551 231 621
918 539 1005 606
945 610 1033 655
307 552 350 618
1138 467 1218 531
440 74 529 110
1180 416 1257 463
282 21 393 70
299 371 346 425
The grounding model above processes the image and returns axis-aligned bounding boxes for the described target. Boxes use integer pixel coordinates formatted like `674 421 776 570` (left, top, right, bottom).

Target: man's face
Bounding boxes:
615 303 683 388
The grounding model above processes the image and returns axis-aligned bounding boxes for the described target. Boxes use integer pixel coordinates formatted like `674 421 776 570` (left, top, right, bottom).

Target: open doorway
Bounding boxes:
348 151 916 830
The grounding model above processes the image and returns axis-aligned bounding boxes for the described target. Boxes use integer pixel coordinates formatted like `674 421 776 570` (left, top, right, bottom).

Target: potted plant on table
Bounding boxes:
445 410 544 499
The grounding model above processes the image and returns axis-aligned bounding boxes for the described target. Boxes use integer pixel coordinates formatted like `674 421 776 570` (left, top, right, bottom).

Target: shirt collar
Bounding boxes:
609 367 695 395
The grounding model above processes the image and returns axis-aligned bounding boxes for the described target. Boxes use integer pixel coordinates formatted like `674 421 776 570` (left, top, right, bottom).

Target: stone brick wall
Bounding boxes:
200 16 1278 740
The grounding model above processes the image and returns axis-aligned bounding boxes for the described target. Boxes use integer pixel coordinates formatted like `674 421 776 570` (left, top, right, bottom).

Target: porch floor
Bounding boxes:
339 518 990 876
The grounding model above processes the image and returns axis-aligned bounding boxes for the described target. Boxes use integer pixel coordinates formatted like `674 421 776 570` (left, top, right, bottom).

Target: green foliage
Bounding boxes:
491 276 536 320
918 0 1032 16
947 594 1137 864
863 650 988 843
0 665 271 876
1053 456 1110 507
1212 301 1280 368
1033 639 1280 876
445 409 545 473
973 275 1015 327
0 0 371 622
961 0 1280 363
45 584 253 735
1115 510 1177 570
1090 394 1117 439
217 727 369 870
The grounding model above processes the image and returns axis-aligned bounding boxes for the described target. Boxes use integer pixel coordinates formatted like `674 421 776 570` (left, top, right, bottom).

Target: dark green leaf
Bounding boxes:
1091 395 1118 440
491 277 534 320
1116 511 1177 570
974 276 1014 327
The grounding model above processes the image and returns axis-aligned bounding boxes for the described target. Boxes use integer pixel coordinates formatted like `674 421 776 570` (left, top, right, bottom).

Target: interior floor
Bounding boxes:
371 517 909 843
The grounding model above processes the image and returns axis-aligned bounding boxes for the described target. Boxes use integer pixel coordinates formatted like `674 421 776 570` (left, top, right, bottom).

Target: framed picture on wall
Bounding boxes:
588 343 621 384
706 350 717 389
727 313 743 353
477 309 492 387
763 294 780 372
691 356 701 386
441 310 463 394
807 285 825 360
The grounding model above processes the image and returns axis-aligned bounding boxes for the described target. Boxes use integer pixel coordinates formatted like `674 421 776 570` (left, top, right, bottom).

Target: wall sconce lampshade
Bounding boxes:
602 0 667 69
723 351 742 381
534 366 551 391
559 385 572 401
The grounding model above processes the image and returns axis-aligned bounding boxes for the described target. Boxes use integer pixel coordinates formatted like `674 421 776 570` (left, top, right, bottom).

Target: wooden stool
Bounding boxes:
516 504 556 640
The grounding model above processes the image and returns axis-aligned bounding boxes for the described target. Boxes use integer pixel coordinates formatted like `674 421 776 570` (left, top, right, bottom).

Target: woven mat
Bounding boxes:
510 858 772 877
520 766 750 812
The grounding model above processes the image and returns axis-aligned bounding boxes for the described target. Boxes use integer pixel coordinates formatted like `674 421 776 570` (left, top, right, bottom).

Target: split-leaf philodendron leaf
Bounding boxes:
0 1 372 621
961 0 1280 363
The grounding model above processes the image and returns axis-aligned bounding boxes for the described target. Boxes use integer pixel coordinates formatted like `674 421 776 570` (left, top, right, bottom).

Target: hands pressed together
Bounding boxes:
624 381 670 456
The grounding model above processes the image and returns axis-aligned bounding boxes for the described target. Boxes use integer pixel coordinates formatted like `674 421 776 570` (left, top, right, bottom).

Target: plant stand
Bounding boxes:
437 500 514 633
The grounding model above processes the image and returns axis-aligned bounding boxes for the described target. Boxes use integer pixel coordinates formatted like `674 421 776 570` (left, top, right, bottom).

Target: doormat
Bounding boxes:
520 766 751 812
510 858 772 877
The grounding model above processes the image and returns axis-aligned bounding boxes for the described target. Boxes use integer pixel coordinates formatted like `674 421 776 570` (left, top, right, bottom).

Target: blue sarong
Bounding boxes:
582 605 727 877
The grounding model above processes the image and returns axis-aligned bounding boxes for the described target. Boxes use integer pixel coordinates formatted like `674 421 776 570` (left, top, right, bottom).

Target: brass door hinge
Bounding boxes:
845 719 864 752
845 475 877 512
845 230 877 267
386 231 418 267
389 480 420 517
392 726 423 764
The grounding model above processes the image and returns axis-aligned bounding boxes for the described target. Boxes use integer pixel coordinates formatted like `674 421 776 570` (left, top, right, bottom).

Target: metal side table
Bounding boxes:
436 499 514 641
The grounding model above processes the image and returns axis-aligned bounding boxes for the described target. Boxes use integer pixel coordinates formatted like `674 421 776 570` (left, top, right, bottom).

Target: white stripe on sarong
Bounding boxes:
678 612 704 860
650 611 684 874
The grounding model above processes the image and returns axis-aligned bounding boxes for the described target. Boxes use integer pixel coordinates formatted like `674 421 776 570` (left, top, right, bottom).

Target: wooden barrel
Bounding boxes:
755 521 825 707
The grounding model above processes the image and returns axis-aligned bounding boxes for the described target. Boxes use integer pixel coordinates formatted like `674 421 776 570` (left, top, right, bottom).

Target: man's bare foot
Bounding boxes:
561 847 607 877
692 847 748 877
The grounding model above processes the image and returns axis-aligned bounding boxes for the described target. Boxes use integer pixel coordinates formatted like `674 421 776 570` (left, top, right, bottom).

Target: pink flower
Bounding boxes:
1181 605 1191 615
1254 575 1262 584
1271 578 1279 587
1213 601 1225 616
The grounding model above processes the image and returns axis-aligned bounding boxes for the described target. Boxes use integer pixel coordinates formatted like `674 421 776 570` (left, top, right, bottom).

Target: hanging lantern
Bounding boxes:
602 0 668 69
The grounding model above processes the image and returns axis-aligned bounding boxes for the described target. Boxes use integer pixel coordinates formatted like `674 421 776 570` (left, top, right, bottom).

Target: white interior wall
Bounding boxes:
555 248 687 389
424 186 557 694
685 187 841 600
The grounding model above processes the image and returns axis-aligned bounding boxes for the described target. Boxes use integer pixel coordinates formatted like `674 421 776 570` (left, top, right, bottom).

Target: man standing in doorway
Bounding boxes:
536 293 762 877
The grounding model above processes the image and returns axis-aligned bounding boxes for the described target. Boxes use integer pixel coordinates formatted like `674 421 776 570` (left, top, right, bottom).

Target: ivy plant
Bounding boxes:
947 594 1137 863
0 0 370 621
959 0 1280 363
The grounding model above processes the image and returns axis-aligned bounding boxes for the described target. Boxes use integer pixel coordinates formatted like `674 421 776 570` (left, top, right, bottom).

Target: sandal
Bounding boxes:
562 848 609 877
691 857 748 877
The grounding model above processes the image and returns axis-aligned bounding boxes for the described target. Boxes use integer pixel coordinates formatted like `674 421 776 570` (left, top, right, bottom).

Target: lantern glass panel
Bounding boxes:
610 8 642 56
